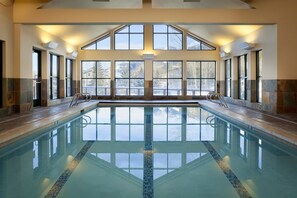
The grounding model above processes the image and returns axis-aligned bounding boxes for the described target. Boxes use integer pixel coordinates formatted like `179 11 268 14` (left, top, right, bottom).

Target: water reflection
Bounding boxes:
1 106 297 198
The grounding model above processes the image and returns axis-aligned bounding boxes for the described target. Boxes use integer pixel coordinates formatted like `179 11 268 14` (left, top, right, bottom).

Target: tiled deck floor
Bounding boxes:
0 100 297 147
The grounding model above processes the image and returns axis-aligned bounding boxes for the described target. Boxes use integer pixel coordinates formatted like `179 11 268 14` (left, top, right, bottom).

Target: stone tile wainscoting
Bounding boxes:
219 79 297 114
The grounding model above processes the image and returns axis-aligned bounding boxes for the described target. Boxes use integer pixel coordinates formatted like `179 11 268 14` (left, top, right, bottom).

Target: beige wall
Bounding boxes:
12 0 297 80
220 25 277 81
0 4 14 78
16 25 77 79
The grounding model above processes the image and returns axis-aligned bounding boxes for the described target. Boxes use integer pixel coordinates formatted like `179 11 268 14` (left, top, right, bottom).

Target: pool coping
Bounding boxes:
199 100 297 147
0 101 99 148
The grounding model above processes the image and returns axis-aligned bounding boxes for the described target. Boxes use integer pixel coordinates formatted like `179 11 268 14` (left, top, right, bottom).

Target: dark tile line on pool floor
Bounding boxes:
202 141 253 198
44 141 94 198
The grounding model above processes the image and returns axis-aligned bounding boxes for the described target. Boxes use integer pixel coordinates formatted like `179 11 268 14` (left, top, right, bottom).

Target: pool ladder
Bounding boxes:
69 93 91 107
206 92 229 108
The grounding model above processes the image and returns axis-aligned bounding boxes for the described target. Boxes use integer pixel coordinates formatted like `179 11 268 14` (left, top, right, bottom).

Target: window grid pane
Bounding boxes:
153 25 183 50
187 61 216 96
115 61 144 96
153 61 183 96
238 55 247 100
81 61 111 96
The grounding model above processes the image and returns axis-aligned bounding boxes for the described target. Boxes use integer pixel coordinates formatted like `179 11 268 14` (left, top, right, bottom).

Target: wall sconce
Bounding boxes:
42 41 58 50
68 51 78 58
240 42 256 50
220 51 230 58
142 53 154 60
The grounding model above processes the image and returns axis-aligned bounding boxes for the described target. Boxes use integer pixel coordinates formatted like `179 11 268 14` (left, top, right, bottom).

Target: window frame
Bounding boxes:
66 58 73 97
186 61 216 96
186 34 216 51
153 60 183 96
238 54 247 100
115 60 145 96
81 60 111 96
256 50 263 103
81 34 111 50
153 25 183 50
50 53 60 100
114 25 144 50
225 59 232 97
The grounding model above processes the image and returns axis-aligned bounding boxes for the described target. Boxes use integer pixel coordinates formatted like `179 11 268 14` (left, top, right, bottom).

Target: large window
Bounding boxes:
225 59 232 97
66 59 73 97
186 34 216 50
81 61 111 96
238 55 247 100
153 25 183 50
50 54 59 100
187 61 216 96
256 50 263 103
81 34 111 50
153 61 183 96
115 25 144 50
115 61 144 96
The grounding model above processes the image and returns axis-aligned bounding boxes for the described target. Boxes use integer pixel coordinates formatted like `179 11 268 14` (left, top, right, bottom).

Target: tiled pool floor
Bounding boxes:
0 100 297 147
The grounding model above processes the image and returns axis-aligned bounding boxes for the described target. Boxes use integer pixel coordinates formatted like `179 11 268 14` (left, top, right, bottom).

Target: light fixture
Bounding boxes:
68 51 78 58
42 41 58 50
142 53 154 60
240 42 255 50
220 51 230 58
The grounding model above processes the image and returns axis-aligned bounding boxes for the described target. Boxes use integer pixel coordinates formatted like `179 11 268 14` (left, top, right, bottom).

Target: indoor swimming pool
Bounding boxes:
1 105 297 198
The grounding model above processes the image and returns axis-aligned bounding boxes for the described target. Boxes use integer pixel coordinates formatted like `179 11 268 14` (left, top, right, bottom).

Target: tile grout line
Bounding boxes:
44 141 94 198
202 141 253 198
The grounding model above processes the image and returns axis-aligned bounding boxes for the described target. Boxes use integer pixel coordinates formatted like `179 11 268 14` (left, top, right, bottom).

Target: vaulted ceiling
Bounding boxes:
18 0 260 47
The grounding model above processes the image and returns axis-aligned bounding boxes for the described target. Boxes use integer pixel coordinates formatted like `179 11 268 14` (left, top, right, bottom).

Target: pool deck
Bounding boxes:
0 100 297 148
0 101 99 148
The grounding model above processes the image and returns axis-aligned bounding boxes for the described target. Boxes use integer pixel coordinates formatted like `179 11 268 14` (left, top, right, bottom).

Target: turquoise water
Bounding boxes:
1 106 297 198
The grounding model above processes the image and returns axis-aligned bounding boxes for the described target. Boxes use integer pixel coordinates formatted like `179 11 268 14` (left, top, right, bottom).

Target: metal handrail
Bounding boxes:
69 93 91 107
206 92 229 108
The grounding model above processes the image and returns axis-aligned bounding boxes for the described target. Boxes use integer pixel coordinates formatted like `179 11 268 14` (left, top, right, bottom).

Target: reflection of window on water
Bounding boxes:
153 107 182 141
258 139 263 170
115 153 144 180
49 130 58 158
82 107 144 141
66 123 71 145
186 108 215 141
90 151 207 180
186 153 206 163
224 123 231 146
115 107 144 141
239 130 248 159
82 107 215 142
83 108 112 141
91 153 111 163
33 140 39 169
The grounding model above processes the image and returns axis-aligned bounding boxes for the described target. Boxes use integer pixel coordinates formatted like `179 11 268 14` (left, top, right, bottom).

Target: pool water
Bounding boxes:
1 106 297 198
